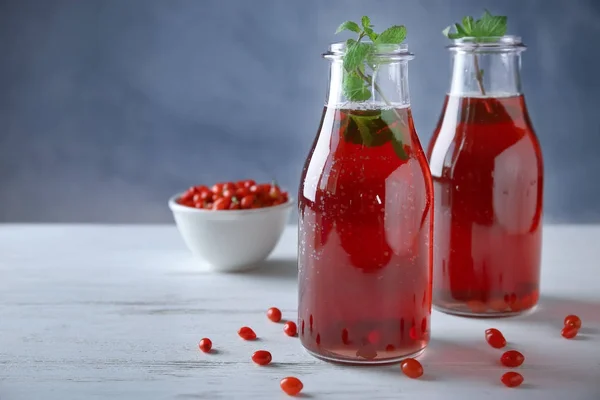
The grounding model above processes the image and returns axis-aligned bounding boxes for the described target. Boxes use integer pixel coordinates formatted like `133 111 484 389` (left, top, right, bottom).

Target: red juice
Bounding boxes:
427 95 543 316
298 105 433 363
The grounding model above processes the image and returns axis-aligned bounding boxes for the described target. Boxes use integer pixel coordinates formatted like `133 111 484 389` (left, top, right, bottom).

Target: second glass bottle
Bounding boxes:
428 36 543 317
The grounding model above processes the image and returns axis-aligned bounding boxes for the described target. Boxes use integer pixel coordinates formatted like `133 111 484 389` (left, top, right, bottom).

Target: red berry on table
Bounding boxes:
238 326 257 340
283 321 297 337
198 338 212 353
564 314 582 329
561 326 578 339
485 328 507 349
280 377 303 396
500 350 525 367
400 358 424 379
501 371 524 388
485 328 502 337
267 307 282 322
251 350 272 366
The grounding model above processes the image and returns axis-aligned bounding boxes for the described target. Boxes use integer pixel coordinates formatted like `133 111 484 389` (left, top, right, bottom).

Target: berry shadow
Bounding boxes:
517 383 536 389
572 335 592 341
261 362 283 368
356 339 495 382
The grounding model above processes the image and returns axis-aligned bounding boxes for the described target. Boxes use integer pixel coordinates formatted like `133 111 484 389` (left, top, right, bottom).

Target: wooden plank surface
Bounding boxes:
1 225 599 399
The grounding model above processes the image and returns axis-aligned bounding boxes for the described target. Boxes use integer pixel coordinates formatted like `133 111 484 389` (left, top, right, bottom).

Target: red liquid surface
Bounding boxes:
427 95 543 316
298 106 433 363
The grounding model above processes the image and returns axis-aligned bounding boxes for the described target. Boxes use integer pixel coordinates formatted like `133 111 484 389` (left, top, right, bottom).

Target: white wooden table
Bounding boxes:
1 225 599 399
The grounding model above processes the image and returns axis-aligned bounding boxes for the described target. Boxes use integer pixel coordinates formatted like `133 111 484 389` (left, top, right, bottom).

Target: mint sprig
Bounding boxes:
334 17 409 160
335 18 407 102
443 10 508 95
443 10 507 40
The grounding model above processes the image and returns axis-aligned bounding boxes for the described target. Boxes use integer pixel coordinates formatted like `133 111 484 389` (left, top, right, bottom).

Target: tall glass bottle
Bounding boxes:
427 36 543 317
298 42 433 364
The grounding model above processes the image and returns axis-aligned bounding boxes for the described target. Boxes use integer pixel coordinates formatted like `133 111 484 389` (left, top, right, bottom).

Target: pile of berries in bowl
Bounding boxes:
177 180 289 210
169 180 293 272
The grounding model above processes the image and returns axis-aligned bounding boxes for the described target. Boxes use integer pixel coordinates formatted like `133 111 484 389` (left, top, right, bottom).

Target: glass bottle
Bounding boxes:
298 42 433 364
427 36 543 317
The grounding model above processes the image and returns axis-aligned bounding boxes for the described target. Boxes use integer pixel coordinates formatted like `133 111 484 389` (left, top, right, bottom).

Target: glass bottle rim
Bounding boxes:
323 41 414 61
447 35 526 52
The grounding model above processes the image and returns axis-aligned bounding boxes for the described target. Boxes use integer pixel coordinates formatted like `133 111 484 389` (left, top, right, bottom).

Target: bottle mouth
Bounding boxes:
447 35 526 52
323 41 414 61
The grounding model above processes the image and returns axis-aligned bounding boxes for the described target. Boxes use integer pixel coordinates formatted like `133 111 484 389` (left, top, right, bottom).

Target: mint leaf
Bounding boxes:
454 23 469 37
335 21 361 34
486 15 507 36
443 10 507 39
442 10 507 96
341 115 362 144
343 40 371 72
462 16 474 34
364 27 378 41
361 16 371 30
343 72 371 101
442 26 461 39
473 10 507 37
351 114 374 146
391 139 408 160
360 16 378 41
375 25 406 44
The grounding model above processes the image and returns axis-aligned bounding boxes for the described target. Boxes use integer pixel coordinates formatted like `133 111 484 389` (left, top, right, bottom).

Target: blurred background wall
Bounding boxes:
1 0 599 223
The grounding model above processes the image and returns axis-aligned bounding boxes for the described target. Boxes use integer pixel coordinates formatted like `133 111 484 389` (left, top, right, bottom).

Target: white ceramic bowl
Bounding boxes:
168 193 294 272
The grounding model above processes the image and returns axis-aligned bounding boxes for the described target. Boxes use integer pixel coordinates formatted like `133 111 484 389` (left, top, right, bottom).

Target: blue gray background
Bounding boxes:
1 0 599 223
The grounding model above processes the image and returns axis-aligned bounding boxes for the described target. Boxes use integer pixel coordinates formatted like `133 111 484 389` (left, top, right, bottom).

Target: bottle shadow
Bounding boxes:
352 339 495 382
238 258 298 281
166 257 298 281
359 336 599 386
502 295 600 334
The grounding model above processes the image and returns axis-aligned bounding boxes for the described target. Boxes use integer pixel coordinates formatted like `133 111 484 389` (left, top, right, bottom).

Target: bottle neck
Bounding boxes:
326 59 412 108
449 50 522 97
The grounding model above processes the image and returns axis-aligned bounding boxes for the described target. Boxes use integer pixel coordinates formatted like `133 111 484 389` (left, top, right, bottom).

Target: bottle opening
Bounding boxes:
323 41 414 61
448 35 526 52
